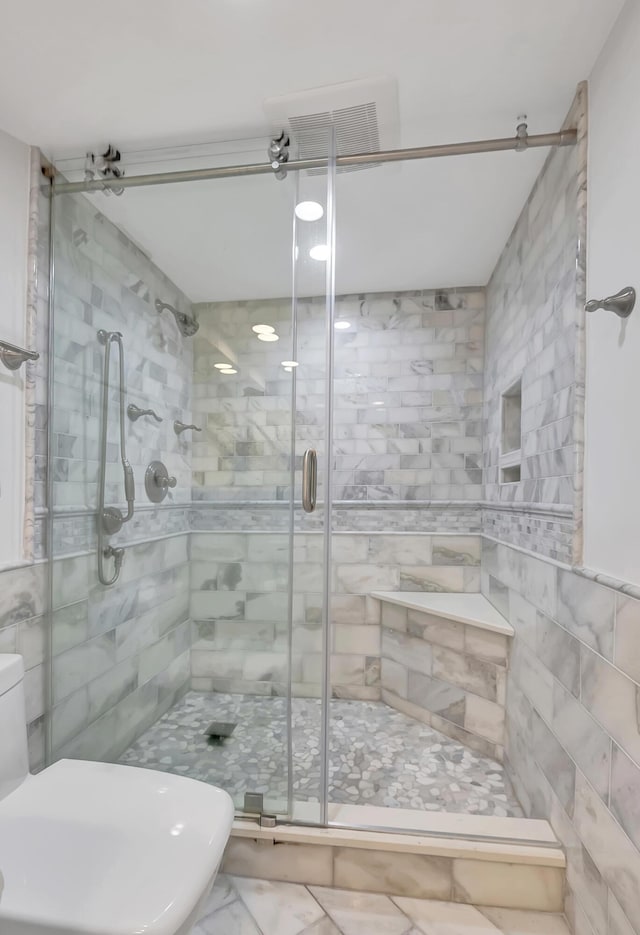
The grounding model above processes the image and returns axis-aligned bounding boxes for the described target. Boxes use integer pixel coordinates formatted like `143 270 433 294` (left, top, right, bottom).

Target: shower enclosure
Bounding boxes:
45 122 579 833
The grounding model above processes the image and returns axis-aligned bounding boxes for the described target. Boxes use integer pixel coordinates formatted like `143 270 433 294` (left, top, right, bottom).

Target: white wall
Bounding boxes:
0 128 30 566
584 0 640 585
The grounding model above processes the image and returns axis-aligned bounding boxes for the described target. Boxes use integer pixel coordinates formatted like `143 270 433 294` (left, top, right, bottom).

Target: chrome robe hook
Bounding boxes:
585 286 636 319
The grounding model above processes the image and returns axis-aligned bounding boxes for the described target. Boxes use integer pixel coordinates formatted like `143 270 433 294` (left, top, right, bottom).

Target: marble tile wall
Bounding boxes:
483 539 640 935
190 531 481 697
192 288 485 504
44 187 197 758
379 599 508 761
189 287 486 698
482 87 588 565
52 189 194 520
0 561 48 770
49 533 190 761
0 152 50 769
26 151 51 559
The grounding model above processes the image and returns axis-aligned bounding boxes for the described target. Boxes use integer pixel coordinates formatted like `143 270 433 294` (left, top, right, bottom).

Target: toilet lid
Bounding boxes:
0 759 234 935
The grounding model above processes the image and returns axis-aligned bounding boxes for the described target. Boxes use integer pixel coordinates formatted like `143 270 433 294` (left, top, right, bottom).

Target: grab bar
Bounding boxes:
302 448 317 513
97 329 135 585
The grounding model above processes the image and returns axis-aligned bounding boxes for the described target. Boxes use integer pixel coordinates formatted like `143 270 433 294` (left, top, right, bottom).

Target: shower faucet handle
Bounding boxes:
174 420 202 435
127 403 162 423
145 460 176 502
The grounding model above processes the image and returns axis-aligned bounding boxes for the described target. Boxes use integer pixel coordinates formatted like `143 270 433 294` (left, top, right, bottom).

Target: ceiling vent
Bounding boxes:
264 76 399 172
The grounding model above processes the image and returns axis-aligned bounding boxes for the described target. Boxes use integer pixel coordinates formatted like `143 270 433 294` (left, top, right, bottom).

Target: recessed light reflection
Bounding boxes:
372 401 385 406
214 362 232 369
283 366 293 372
334 321 351 330
252 324 275 335
309 244 330 261
281 360 299 368
222 368 238 374
295 201 324 222
257 333 279 342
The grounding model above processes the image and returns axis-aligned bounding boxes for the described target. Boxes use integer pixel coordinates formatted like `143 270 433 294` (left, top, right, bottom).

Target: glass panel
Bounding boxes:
47 146 306 816
327 147 537 830
287 130 335 824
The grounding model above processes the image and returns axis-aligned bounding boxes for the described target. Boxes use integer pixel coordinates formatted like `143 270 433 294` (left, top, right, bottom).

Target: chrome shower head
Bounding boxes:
155 299 199 337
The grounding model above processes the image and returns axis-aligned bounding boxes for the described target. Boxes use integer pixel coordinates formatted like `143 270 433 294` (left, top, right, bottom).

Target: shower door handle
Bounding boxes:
302 448 317 514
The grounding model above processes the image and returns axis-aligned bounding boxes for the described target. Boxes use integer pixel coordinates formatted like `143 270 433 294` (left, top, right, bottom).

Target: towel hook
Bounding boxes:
585 286 636 319
0 339 39 371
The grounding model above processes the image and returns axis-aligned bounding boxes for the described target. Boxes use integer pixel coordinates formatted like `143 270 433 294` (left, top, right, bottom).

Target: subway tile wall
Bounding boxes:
52 190 194 515
190 531 481 698
483 88 586 564
42 185 197 761
379 596 509 762
189 287 487 697
50 534 190 762
192 288 485 504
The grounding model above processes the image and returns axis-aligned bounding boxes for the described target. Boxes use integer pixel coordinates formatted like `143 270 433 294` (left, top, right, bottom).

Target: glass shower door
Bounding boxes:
287 130 336 824
46 139 334 820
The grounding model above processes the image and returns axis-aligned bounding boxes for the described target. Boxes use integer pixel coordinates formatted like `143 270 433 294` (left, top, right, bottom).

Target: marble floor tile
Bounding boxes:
480 907 571 934
309 886 412 935
195 877 571 935
200 873 238 916
120 691 522 817
232 877 325 935
302 919 342 934
393 897 500 933
194 897 261 935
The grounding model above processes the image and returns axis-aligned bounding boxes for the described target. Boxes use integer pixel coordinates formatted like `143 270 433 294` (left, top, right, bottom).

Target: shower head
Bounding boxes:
155 299 199 337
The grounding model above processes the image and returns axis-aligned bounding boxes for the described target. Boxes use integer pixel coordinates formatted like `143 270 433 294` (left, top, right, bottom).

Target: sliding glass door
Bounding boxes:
47 135 336 819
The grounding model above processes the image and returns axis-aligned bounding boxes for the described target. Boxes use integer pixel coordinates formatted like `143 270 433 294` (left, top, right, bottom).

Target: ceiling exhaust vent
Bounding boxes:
264 76 399 172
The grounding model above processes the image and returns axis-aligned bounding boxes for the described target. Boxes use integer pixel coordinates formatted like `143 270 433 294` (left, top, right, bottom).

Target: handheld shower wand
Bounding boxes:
97 329 135 585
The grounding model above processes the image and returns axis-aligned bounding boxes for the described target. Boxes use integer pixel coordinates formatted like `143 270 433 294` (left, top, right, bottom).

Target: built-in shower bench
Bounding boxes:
372 592 514 761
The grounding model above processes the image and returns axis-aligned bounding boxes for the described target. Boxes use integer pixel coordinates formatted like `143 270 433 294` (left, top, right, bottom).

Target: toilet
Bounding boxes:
0 654 235 935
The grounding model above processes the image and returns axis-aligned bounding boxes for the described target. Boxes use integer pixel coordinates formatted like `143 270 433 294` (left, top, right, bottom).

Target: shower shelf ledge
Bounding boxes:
371 592 514 637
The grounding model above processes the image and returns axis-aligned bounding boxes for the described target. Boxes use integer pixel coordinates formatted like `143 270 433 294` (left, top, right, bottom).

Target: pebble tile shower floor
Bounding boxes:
121 692 523 817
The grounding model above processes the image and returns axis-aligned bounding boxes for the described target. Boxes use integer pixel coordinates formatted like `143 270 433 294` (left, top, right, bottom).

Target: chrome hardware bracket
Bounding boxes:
268 131 290 181
585 286 636 319
515 114 529 152
145 460 177 503
84 144 125 196
0 339 39 371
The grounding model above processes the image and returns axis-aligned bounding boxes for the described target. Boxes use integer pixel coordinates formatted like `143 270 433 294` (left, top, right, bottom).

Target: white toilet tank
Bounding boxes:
0 655 30 800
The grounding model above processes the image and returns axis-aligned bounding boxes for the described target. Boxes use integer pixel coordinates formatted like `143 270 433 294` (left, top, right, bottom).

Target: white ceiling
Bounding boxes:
0 0 625 302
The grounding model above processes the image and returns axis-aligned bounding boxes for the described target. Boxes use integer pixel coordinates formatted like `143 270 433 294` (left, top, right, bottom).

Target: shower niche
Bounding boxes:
500 377 522 484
